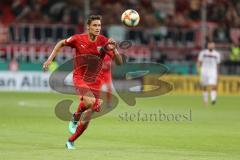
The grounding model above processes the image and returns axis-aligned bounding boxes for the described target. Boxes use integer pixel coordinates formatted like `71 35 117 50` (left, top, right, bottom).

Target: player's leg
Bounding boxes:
69 80 93 133
210 85 217 105
209 75 218 105
71 87 103 136
69 100 84 134
72 100 84 121
66 108 92 149
69 88 97 134
103 74 112 107
66 93 95 149
66 87 103 149
200 74 209 106
68 107 93 142
202 86 208 106
106 82 112 107
68 83 90 134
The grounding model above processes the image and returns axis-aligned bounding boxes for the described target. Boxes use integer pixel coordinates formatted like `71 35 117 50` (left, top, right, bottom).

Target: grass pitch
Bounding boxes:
0 92 239 160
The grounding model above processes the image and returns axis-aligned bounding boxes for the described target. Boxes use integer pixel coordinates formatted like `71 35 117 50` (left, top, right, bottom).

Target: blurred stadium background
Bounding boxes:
0 0 239 93
0 0 240 160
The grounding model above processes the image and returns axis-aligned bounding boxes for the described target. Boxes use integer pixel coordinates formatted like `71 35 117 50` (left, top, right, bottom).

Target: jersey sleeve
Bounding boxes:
100 35 115 59
65 35 78 48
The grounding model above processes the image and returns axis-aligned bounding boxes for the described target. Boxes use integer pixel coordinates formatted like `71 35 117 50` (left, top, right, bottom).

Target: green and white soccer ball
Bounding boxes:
121 9 140 27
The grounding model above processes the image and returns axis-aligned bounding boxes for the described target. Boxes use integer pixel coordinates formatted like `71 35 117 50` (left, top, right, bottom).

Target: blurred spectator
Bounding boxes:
225 3 240 27
1 0 239 43
225 40 240 74
1 0 240 64
0 3 14 25
11 0 28 20
207 1 226 23
213 23 230 42
230 41 240 62
188 0 201 21
148 38 163 63
48 1 66 22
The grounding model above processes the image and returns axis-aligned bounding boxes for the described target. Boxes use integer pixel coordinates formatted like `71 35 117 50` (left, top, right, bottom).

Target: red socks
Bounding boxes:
69 122 89 142
69 101 91 142
73 101 85 121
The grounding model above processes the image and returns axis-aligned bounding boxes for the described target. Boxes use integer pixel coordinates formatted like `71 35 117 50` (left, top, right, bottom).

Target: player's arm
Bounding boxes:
197 51 203 75
43 40 66 71
217 52 221 76
113 48 123 65
197 61 202 75
106 38 123 65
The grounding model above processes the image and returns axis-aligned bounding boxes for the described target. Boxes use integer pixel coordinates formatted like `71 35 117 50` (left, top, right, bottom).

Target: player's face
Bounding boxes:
88 20 101 36
208 42 215 51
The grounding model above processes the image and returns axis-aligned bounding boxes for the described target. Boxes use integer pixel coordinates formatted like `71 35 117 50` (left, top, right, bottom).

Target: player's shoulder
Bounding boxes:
98 34 108 41
98 34 107 39
211 50 220 57
73 33 88 39
200 49 207 54
66 34 80 40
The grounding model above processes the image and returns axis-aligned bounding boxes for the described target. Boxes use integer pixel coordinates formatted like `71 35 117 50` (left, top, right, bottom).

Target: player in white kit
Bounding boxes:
197 41 221 106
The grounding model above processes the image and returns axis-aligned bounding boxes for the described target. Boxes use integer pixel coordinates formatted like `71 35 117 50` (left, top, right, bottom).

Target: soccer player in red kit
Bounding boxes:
43 15 123 149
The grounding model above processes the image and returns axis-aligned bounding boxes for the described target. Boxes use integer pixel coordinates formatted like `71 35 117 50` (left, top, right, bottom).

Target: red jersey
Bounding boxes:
65 33 113 87
102 55 112 83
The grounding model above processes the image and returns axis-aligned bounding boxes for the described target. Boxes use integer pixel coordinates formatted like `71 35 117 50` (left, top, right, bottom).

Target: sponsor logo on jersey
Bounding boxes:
97 46 103 53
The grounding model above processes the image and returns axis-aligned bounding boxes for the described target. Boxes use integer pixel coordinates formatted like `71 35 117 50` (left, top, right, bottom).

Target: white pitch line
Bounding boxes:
17 100 48 107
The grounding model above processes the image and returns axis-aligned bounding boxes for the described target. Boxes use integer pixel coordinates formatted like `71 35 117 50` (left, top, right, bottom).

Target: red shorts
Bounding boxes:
73 77 102 112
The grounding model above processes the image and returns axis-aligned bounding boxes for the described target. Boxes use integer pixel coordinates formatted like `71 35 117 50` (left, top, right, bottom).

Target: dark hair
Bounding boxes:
87 15 102 25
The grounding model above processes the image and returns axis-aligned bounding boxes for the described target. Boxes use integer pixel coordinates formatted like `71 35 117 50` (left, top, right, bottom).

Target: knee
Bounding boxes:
83 96 95 108
80 109 93 124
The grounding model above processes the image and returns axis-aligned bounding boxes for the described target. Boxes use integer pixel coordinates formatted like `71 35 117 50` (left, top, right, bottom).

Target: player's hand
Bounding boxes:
42 60 52 71
106 38 117 51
